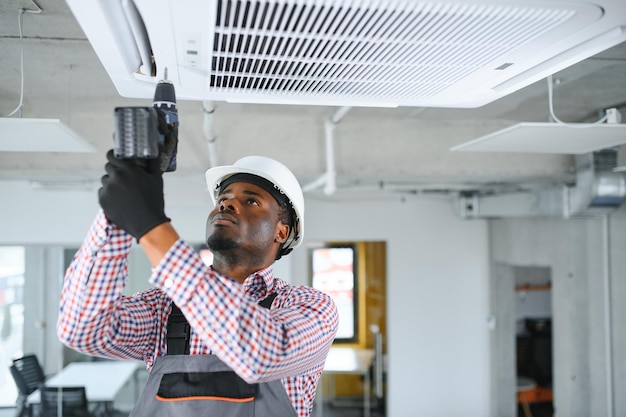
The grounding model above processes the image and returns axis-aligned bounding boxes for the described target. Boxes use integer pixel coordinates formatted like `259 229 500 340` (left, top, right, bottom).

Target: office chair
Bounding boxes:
9 354 46 417
40 386 93 417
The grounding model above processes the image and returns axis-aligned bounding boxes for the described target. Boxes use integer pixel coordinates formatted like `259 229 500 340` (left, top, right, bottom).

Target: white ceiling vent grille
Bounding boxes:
66 0 626 107
210 2 575 100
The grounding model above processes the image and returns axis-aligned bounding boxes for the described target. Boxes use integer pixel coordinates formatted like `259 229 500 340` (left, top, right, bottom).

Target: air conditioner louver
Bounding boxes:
66 0 626 107
211 2 575 99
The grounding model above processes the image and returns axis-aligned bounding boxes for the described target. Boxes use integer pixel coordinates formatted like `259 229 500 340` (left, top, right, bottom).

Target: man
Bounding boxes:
57 151 338 417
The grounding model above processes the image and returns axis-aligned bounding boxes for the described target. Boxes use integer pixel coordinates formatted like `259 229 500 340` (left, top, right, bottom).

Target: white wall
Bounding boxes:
294 196 491 417
0 178 491 417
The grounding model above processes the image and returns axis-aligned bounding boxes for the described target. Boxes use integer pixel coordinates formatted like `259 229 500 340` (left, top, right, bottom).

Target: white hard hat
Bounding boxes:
205 156 304 256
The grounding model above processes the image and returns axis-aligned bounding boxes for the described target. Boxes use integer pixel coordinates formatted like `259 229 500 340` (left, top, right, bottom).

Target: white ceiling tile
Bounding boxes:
0 118 96 153
451 122 626 154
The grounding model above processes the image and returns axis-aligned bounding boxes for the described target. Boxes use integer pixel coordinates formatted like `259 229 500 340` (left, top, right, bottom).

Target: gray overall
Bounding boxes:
129 294 298 417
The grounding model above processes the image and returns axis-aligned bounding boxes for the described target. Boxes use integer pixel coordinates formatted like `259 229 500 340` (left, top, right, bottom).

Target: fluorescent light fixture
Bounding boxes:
451 122 626 154
0 118 96 152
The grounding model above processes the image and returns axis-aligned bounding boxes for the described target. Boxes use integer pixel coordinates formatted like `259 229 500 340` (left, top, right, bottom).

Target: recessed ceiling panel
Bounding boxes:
451 122 626 154
0 118 96 153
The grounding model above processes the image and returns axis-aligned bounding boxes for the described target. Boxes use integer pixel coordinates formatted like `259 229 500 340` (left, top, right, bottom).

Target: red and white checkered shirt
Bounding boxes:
57 210 338 417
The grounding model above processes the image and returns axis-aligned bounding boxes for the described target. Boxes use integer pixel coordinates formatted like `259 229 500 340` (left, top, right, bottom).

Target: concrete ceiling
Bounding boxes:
1 0 626 200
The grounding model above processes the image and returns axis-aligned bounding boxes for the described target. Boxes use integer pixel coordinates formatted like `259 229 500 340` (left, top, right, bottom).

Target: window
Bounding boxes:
310 245 358 343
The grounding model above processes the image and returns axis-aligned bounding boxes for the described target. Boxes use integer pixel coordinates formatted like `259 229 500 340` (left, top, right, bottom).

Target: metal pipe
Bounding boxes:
370 324 384 400
603 215 614 417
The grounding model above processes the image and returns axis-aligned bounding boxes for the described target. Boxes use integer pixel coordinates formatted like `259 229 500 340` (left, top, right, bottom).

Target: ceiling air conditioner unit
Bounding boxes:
65 0 626 107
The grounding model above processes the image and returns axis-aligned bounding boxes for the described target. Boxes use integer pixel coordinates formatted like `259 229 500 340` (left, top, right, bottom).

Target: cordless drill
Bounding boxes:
113 69 178 172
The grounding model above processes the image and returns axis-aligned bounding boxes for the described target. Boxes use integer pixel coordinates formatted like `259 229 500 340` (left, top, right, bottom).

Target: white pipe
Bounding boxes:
329 105 352 124
323 119 336 195
602 215 614 417
302 106 351 195
202 101 218 168
301 174 328 193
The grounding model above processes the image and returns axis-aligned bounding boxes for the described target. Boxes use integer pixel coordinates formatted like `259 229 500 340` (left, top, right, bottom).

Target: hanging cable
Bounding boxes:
4 1 43 118
547 74 608 128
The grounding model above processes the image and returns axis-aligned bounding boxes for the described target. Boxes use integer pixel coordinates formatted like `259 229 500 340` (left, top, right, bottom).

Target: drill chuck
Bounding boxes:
153 79 178 171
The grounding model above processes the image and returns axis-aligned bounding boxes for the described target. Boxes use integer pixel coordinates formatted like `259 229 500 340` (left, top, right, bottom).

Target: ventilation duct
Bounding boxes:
457 150 626 219
66 0 626 107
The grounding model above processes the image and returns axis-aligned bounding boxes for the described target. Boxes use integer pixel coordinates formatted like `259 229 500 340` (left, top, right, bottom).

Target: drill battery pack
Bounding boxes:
113 106 160 161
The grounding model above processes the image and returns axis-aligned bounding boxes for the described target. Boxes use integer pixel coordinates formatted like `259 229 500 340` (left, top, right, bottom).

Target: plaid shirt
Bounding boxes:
57 210 338 417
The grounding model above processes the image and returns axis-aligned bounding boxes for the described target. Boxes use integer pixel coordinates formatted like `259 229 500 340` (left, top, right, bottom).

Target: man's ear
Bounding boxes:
275 222 290 244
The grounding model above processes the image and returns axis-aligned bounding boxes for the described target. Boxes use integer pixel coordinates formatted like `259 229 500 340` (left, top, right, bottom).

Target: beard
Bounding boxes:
206 233 238 253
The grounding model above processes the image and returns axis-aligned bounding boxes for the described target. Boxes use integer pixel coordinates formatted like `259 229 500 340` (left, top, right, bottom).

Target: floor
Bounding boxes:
0 398 386 417
0 400 558 417
318 397 386 417
0 402 558 417
0 408 129 417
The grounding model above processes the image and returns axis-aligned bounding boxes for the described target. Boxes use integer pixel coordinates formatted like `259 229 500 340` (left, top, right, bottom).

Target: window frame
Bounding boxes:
309 243 359 344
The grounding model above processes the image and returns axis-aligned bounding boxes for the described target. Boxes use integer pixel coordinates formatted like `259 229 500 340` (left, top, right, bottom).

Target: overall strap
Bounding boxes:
166 292 279 355
166 303 190 355
258 291 278 309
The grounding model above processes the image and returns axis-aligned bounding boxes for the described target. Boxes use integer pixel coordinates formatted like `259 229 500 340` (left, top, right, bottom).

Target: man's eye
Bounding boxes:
247 199 259 206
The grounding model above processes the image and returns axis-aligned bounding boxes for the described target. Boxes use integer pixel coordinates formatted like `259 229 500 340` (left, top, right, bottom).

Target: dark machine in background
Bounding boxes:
517 318 552 387
517 318 553 417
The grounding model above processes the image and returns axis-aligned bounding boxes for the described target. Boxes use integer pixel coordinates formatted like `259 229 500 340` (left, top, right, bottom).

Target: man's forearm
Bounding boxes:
57 211 174 362
139 222 180 267
57 211 134 355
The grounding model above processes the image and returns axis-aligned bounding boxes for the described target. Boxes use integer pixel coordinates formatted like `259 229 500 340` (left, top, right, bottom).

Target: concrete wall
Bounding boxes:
490 207 626 417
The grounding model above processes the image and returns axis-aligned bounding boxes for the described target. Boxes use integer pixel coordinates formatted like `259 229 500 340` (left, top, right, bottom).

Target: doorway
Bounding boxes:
491 263 554 417
514 266 553 417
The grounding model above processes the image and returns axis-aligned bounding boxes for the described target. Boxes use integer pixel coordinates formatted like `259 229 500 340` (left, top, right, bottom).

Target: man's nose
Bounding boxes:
219 198 237 212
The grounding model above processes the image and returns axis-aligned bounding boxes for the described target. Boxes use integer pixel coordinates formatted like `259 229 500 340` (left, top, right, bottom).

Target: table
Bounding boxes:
28 360 142 416
316 348 375 417
517 376 537 417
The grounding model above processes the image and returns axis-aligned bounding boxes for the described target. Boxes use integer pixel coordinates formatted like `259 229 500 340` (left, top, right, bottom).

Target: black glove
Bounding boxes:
98 149 170 239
